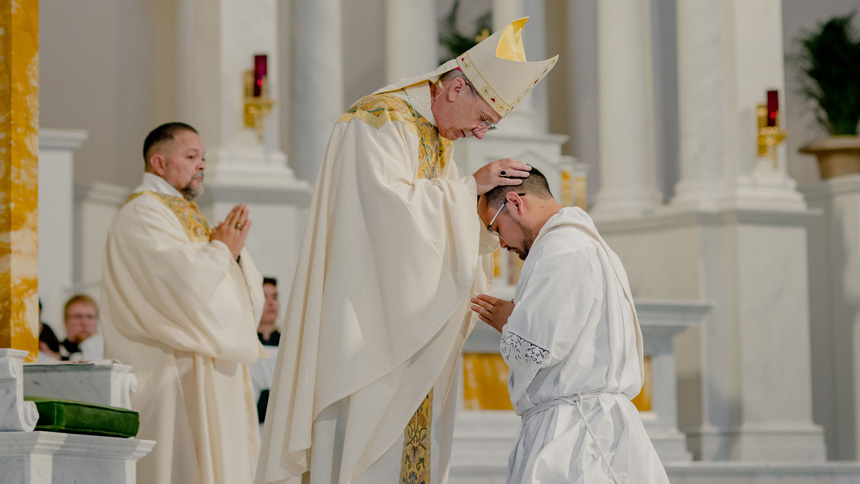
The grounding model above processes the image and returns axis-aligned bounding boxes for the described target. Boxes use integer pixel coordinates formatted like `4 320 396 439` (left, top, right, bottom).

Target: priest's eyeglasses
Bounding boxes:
466 82 497 131
486 193 525 237
476 104 497 131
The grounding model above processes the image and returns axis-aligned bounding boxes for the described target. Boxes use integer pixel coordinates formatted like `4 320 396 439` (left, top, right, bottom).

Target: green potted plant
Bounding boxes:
795 13 860 179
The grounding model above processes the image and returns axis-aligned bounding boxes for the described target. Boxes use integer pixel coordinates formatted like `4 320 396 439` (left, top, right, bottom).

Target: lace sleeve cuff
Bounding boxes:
500 327 552 380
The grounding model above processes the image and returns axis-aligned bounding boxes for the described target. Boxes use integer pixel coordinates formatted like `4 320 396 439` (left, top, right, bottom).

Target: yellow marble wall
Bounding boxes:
462 353 513 410
0 0 39 361
465 353 653 412
631 355 652 411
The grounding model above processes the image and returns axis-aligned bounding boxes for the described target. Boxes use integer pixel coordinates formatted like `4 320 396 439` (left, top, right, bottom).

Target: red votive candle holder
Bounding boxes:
254 54 268 97
766 90 778 127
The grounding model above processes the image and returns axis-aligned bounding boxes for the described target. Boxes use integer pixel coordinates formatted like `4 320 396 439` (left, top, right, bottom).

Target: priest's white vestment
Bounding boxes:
101 173 266 484
502 207 669 483
256 82 494 484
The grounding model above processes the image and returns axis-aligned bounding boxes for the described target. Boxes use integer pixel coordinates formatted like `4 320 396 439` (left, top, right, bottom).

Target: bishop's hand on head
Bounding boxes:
473 158 532 195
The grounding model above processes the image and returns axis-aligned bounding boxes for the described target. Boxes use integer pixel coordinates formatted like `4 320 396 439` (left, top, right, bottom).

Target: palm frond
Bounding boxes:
791 12 860 135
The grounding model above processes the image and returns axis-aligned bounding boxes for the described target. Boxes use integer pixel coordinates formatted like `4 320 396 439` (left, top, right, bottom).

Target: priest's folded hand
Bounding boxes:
210 203 251 259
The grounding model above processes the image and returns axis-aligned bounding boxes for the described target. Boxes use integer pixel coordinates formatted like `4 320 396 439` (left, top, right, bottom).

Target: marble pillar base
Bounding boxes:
596 207 827 462
24 362 137 410
637 300 710 463
801 175 860 460
0 431 154 484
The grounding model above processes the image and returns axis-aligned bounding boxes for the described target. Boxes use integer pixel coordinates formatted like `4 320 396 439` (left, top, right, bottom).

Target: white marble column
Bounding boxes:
671 0 727 209
671 0 804 212
37 130 87 330
292 0 343 184
385 0 436 84
491 0 541 135
174 0 312 299
590 0 660 219
492 0 523 31
175 0 298 186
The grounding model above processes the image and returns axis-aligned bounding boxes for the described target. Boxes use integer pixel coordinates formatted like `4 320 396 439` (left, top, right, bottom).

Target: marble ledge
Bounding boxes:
199 180 313 206
0 431 154 460
593 204 822 235
24 361 137 410
39 129 88 150
636 299 711 330
0 431 155 484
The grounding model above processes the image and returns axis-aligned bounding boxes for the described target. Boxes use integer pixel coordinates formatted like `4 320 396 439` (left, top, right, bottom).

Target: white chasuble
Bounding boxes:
502 207 668 484
101 173 266 484
256 83 495 484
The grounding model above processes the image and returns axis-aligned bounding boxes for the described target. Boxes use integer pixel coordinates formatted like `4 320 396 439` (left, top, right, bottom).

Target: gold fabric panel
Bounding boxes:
400 389 433 484
631 355 653 411
462 353 513 411
125 191 212 242
0 0 40 361
339 93 450 181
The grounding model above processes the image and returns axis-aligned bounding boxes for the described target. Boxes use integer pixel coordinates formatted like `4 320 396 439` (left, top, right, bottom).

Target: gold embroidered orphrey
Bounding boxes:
400 389 433 484
125 191 212 242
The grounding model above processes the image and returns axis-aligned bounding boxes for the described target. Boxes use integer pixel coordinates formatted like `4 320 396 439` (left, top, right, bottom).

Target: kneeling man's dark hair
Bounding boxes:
484 166 554 208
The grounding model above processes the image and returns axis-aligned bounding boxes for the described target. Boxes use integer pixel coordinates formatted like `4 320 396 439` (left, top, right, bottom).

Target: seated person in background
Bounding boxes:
38 298 62 361
257 277 280 346
250 276 281 423
60 294 104 361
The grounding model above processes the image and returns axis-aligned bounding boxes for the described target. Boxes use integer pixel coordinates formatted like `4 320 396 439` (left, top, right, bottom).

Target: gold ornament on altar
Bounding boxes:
244 54 275 140
757 89 787 168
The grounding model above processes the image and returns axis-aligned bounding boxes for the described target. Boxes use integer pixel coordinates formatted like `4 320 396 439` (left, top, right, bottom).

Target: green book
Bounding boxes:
24 396 140 438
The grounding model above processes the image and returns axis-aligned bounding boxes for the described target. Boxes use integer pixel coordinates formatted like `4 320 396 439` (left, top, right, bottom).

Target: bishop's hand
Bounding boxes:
473 159 531 195
471 294 515 333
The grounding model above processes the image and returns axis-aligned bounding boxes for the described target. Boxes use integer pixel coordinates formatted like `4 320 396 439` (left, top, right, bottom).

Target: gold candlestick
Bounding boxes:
244 69 275 140
757 104 787 168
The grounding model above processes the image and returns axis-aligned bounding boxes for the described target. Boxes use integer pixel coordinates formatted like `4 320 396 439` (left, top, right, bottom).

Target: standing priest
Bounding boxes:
101 122 266 484
257 18 557 484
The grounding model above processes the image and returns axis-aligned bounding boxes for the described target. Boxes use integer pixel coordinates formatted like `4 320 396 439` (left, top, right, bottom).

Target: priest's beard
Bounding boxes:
511 218 535 260
182 174 204 201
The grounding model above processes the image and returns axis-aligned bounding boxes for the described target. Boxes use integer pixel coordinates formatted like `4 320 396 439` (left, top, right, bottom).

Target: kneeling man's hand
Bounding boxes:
470 294 514 333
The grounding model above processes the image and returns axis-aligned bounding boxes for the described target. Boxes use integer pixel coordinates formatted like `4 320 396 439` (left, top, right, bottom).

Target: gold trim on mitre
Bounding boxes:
456 17 558 118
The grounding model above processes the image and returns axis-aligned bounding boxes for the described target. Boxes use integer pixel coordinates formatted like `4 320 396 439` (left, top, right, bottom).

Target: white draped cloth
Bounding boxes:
256 82 495 484
502 207 668 483
101 173 265 484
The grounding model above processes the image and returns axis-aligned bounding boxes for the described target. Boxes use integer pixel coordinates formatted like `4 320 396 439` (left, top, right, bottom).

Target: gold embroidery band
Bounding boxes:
126 191 212 242
400 388 433 484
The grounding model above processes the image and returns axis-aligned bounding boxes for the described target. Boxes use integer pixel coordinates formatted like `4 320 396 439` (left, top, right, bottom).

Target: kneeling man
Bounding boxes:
471 168 669 483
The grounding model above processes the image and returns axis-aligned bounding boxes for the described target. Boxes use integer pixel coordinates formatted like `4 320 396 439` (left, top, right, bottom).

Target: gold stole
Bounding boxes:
124 191 212 242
